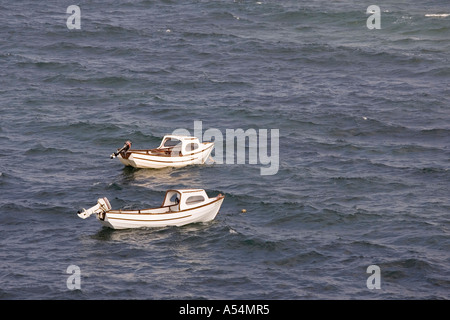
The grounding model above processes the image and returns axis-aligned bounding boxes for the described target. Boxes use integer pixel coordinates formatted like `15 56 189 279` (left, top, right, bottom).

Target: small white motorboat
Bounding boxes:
77 189 225 230
110 135 214 169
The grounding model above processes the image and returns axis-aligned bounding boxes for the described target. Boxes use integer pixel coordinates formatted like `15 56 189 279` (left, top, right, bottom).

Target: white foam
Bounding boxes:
425 13 450 18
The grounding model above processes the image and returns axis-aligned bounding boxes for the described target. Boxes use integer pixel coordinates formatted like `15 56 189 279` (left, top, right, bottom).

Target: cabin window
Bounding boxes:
163 138 181 148
169 193 180 204
185 143 199 152
185 195 205 205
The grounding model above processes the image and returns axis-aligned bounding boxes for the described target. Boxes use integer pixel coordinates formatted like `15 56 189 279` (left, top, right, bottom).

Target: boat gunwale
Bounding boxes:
125 142 213 158
106 195 224 216
106 214 193 223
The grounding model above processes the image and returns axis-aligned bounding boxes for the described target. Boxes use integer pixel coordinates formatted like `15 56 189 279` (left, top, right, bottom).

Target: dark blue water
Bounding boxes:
0 0 449 299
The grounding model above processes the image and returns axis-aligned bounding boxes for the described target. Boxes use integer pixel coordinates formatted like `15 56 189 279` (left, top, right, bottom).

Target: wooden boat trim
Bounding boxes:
168 189 204 193
125 143 213 158
108 195 224 216
131 155 195 163
107 214 193 222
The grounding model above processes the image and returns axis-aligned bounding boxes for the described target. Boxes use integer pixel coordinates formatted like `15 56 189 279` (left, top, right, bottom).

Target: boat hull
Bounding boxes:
99 197 224 229
118 143 213 169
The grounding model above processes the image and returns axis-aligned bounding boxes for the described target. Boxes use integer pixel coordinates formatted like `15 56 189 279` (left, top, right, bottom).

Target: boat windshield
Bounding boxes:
170 193 180 204
162 138 181 148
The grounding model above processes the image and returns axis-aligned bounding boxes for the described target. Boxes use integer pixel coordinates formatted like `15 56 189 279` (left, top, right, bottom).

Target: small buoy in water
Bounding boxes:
241 209 247 213
363 116 368 120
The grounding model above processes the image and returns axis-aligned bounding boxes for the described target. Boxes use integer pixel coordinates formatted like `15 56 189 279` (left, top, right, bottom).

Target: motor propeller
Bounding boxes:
110 140 132 159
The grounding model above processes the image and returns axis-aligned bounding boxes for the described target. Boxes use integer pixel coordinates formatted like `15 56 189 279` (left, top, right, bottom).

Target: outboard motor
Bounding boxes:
77 197 112 219
110 140 132 159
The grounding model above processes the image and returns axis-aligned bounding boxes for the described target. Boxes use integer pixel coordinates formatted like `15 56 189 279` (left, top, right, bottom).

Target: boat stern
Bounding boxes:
117 152 141 168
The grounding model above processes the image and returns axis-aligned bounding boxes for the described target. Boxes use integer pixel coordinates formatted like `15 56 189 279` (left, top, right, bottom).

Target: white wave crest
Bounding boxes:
425 13 450 18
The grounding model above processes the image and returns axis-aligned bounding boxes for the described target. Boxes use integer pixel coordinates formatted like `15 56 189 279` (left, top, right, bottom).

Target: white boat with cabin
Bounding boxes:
77 189 224 230
110 135 214 169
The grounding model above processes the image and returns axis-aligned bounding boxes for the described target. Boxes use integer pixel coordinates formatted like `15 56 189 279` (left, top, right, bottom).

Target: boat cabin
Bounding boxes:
162 189 209 212
156 135 203 156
